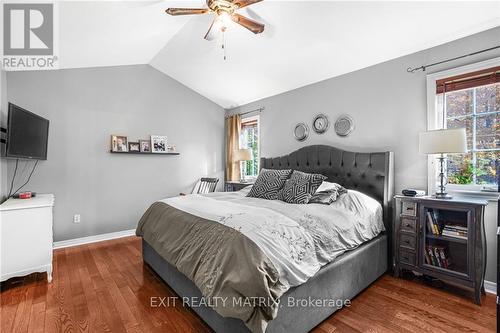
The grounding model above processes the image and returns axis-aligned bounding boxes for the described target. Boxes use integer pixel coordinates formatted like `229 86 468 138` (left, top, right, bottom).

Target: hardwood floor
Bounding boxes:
1 236 496 333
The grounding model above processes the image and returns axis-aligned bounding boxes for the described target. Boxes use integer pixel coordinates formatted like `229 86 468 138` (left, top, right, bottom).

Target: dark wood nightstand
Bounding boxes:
224 181 254 192
393 195 487 304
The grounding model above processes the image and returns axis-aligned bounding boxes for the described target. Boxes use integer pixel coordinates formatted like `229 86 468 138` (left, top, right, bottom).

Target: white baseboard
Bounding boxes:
484 280 496 295
53 229 136 249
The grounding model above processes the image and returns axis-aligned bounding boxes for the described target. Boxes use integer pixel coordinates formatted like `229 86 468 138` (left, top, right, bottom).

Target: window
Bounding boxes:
427 61 499 191
442 83 499 186
240 116 260 178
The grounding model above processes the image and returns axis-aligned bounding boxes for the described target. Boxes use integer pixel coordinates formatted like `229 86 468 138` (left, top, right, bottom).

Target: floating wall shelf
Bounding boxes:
110 151 180 155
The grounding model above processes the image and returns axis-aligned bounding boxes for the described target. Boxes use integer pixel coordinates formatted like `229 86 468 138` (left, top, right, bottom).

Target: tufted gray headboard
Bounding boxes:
260 145 394 230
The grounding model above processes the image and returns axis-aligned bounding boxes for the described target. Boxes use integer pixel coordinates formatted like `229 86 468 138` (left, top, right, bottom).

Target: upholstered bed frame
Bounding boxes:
142 145 394 333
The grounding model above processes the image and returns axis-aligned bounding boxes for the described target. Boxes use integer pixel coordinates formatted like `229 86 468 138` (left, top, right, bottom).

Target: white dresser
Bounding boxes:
0 194 54 282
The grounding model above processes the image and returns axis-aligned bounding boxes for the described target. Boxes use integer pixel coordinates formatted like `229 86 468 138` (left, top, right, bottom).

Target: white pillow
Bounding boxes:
238 185 253 195
315 181 340 193
331 189 383 221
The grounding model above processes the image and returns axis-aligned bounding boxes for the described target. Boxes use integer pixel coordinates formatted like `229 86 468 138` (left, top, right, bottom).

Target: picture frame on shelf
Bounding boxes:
151 135 167 153
111 135 128 152
167 144 177 153
140 140 151 152
128 142 140 152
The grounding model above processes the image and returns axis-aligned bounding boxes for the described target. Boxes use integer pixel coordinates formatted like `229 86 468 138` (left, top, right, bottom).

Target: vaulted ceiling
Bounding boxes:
54 1 500 108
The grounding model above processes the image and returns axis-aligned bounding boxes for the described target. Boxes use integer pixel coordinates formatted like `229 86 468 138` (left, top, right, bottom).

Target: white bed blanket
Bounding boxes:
160 188 384 290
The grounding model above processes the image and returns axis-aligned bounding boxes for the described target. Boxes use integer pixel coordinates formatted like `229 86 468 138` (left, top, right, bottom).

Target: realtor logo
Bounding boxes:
2 3 58 70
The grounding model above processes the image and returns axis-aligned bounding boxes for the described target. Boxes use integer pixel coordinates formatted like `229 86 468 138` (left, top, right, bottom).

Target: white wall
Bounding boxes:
227 27 500 283
6 65 225 241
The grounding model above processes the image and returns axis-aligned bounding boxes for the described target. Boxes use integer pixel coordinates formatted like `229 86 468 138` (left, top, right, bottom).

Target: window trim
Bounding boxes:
425 57 500 195
240 115 260 179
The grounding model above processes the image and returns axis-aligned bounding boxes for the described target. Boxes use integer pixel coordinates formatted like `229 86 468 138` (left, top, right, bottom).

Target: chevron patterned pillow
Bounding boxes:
277 170 326 204
246 168 293 200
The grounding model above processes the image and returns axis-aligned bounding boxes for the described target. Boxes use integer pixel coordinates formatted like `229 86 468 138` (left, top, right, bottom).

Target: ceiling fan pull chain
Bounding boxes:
222 30 227 61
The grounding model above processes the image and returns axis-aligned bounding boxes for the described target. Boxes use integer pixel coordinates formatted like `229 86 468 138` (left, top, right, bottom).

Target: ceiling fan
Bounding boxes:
166 0 265 40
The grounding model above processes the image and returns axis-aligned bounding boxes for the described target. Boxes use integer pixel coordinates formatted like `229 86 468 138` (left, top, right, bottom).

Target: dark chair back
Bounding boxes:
195 178 219 194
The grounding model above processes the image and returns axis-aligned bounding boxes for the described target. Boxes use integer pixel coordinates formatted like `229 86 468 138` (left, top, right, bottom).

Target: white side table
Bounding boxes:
0 194 55 282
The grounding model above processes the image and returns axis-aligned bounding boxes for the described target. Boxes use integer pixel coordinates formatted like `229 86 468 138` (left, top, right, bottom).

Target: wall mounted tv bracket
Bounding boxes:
0 127 6 144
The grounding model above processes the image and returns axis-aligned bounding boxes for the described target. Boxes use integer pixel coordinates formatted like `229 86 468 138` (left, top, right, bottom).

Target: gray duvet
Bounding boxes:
136 202 286 333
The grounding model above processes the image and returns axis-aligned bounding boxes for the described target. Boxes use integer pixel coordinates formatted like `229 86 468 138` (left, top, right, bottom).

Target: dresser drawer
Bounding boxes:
399 233 416 250
401 201 417 216
400 217 416 233
399 249 416 266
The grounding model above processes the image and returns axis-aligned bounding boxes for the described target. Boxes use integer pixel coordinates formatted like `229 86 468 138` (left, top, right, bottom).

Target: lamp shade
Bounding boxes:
233 148 253 162
419 128 467 154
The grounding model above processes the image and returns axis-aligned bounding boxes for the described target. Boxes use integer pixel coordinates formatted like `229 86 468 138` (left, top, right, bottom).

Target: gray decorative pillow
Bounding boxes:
309 184 347 205
277 170 326 204
246 168 292 200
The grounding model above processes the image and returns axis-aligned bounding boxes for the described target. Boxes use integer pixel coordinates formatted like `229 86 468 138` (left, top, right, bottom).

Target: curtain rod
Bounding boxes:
226 107 264 118
407 45 500 73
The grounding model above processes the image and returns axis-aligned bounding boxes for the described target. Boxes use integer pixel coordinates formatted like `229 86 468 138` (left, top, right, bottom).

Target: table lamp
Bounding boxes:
233 148 253 182
419 128 467 199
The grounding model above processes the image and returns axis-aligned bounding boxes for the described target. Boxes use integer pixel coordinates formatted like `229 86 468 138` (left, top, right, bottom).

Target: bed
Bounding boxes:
138 145 394 333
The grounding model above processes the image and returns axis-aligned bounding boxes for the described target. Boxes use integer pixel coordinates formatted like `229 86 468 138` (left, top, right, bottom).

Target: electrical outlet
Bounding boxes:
73 214 81 223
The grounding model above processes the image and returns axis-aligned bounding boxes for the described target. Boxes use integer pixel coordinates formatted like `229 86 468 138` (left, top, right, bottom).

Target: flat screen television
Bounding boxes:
6 103 49 160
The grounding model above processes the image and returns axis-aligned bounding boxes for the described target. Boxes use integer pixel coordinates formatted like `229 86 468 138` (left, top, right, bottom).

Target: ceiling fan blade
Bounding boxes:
204 18 218 41
244 7 275 37
233 0 263 9
165 8 209 16
231 13 264 34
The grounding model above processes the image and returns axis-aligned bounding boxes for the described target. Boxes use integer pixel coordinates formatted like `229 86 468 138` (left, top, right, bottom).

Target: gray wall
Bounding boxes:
6 65 224 241
0 70 7 202
228 27 500 193
227 27 500 283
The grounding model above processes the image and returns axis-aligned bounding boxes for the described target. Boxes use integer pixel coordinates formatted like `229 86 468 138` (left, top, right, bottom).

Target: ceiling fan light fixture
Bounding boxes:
217 11 232 30
165 0 265 39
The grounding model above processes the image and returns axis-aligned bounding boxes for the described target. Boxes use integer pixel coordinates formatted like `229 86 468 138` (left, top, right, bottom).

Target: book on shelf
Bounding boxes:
426 246 437 266
431 210 439 225
444 224 467 230
426 213 434 234
433 247 442 267
441 230 467 239
425 245 450 268
426 211 441 235
424 250 431 266
442 224 468 239
425 246 431 265
436 246 449 269
443 225 467 231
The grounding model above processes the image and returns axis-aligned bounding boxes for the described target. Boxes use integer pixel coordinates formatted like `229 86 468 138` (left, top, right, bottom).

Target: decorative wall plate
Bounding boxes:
312 114 329 134
334 115 355 137
293 123 309 141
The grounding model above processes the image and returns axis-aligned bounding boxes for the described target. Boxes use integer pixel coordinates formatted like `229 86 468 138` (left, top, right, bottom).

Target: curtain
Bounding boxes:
225 114 241 181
